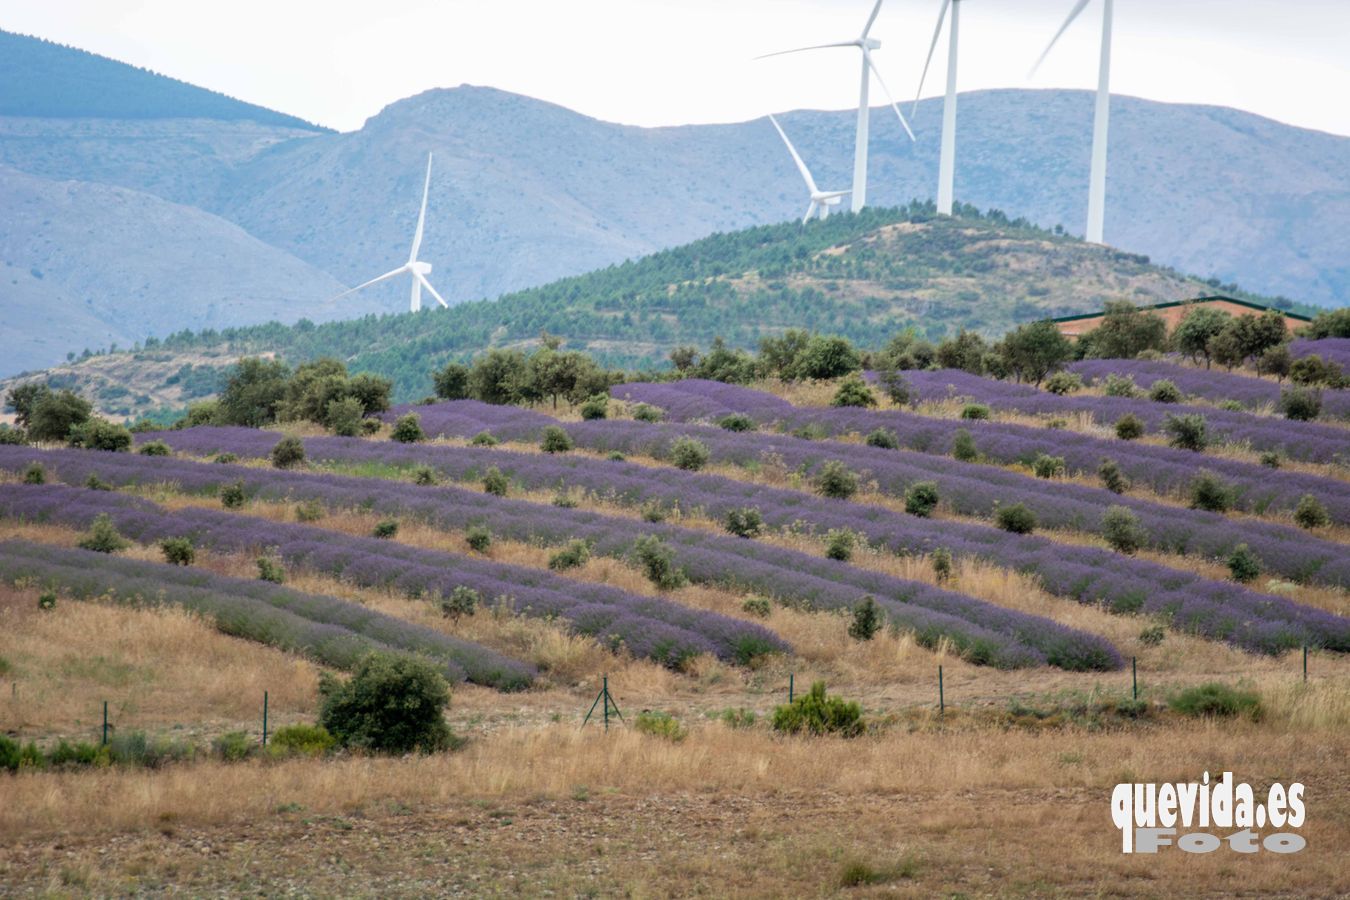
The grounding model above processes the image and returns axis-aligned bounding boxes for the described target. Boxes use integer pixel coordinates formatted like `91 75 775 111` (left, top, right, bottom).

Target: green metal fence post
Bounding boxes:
102 700 108 746
938 666 944 714
788 672 794 704
1303 645 1308 683
603 676 610 732
1132 657 1138 701
262 691 269 746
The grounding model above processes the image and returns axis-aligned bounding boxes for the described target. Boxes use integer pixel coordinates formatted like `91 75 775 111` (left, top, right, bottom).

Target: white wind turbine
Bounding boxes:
332 152 449 312
912 0 963 216
756 0 915 213
768 115 851 224
1031 0 1114 245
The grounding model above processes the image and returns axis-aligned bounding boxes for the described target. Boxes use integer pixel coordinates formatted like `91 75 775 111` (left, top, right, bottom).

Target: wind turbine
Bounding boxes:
756 0 915 213
331 152 449 312
913 0 962 216
768 115 851 224
1031 0 1114 245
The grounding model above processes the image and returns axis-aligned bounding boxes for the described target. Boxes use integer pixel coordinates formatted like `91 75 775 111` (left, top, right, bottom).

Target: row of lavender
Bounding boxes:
610 381 1350 525
0 481 784 670
1066 360 1350 419
126 430 1350 656
1292 338 1350 369
10 445 1116 671
0 538 532 689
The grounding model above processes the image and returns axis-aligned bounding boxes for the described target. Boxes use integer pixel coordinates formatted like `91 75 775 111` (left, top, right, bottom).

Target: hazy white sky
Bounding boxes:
3 0 1348 136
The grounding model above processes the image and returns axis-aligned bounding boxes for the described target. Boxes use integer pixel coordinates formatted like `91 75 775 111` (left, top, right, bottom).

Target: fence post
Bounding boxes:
788 672 794 704
1132 657 1138 701
1303 645 1308 684
938 665 944 714
603 676 610 731
262 691 269 746
102 700 108 746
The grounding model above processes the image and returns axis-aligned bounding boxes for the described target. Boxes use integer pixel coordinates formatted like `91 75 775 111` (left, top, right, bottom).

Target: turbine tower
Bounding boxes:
757 0 915 213
768 115 851 224
331 153 449 312
1032 0 1114 244
913 0 962 216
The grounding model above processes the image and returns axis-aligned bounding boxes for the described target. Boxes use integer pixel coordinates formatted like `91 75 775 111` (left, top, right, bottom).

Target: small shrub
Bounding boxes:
326 397 365 437
22 462 44 485
1098 458 1129 494
1102 506 1147 555
634 710 686 742
606 451 625 461
633 535 687 590
1293 495 1330 530
1218 399 1244 412
68 419 133 452
391 413 426 444
77 514 130 554
540 425 574 453
814 460 858 500
831 375 876 408
1114 414 1146 440
267 724 335 758
716 413 755 432
1188 471 1234 512
960 403 990 421
137 440 171 457
1227 544 1261 583
318 653 453 754
1031 453 1065 479
952 429 978 462
465 525 492 553
551 492 579 508
1102 373 1139 398
578 394 609 420
1163 413 1208 452
1138 624 1167 647
640 500 668 523
257 556 285 584
270 436 305 469
439 586 480 621
847 596 883 641
38 591 57 611
84 473 112 491
932 548 954 584
482 466 509 497
1147 379 1182 403
741 596 771 618
904 481 939 517
865 428 898 450
213 452 238 464
360 417 382 436
548 539 591 571
411 465 438 486
771 681 863 737
470 431 499 446
720 708 757 729
372 518 399 539
220 481 246 509
1168 683 1262 720
212 731 255 762
1279 387 1322 422
724 507 765 539
1044 371 1083 395
995 503 1036 535
825 529 855 562
669 436 710 471
1259 451 1282 469
0 426 27 446
1045 417 1069 430
159 537 195 566
631 403 664 423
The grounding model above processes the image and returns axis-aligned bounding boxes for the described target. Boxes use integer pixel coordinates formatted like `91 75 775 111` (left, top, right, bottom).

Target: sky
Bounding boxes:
3 0 1348 137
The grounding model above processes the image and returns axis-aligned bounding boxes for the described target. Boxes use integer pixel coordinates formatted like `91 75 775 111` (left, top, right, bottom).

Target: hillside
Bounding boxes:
5 208 1251 416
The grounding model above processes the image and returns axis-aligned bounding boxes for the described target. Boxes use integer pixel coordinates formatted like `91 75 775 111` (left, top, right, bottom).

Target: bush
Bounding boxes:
411 465 438 486
1259 451 1282 469
482 467 509 497
213 452 238 464
439 586 479 621
772 681 864 737
606 451 625 462
741 596 771 618
548 539 591 571
1031 453 1065 479
1102 506 1147 555
1138 624 1167 647
372 518 399 539
38 591 57 611
470 431 499 447
632 403 664 423
864 428 899 450
212 731 256 762
1102 373 1139 398
1147 379 1182 403
68 418 132 452
932 548 954 584
814 460 859 500
360 418 382 436
825 529 855 562
267 724 335 758
716 413 755 432
724 507 765 539
1098 458 1129 494
22 462 45 484
84 473 112 491
960 403 990 421
633 535 687 590
318 653 453 754
1114 414 1146 440
1293 495 1330 530
668 436 710 471
391 413 426 443
540 425 574 453
257 556 285 584
995 503 1036 535
465 525 492 553
1189 471 1234 512
106 731 195 768
720 708 757 729
1168 683 1262 720
952 429 978 462
579 394 609 420
270 436 306 469
220 481 246 509
904 481 939 517
137 440 171 457
295 500 324 522
0 426 27 446
1044 371 1083 395
159 537 195 566
326 396 365 437
551 492 579 509
77 514 130 554
831 375 876 408
1227 544 1262 583
1163 414 1208 452
640 500 669 523
848 596 883 641
876 367 912 405
1279 387 1322 422
634 710 686 742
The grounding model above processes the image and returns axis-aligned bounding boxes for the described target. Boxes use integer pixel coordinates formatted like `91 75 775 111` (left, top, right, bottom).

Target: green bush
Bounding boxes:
641 500 669 523
669 436 710 471
372 518 399 539
1293 495 1330 530
137 440 171 457
482 466 509 497
1138 624 1167 647
159 537 195 566
1044 372 1083 395
1279 387 1322 422
411 465 438 486
1188 471 1234 512
360 418 383 436
1163 414 1208 452
295 500 324 522
1227 544 1261 583
932 548 954 584
270 436 306 469
814 461 859 500
68 418 133 452
540 425 574 453
741 596 771 618
847 596 883 641
220 481 246 509
633 535 687 590
724 507 765 539
22 462 44 484
38 591 57 611
632 403 664 423
548 539 591 571
634 710 686 742
864 428 898 450
213 452 239 464
716 413 755 432
470 431 499 447
1098 458 1129 494
904 481 939 517
1259 451 1282 469
257 556 285 584
77 514 130 554
1148 379 1182 403
960 403 990 421
391 413 426 444
1102 373 1139 398
1031 453 1065 479
1102 506 1147 555
551 491 579 509
439 586 480 621
319 653 453 754
719 708 757 729
825 529 855 562
952 429 978 462
465 526 492 553
772 681 864 737
1114 414 1146 440
326 396 365 437
267 724 336 758
606 451 625 462
107 731 195 768
84 473 112 491
995 503 1037 535
579 394 609 420
1168 683 1262 720
46 739 105 768
0 426 27 446
831 375 876 408
212 731 256 762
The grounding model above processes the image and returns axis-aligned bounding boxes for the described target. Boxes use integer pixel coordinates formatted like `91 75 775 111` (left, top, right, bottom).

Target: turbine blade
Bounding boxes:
818 190 852 199
328 266 409 302
861 0 885 38
417 272 451 309
754 41 857 60
409 153 433 263
912 0 951 117
803 201 818 226
1030 0 1092 78
768 115 820 195
864 49 916 142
